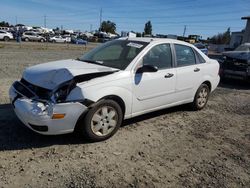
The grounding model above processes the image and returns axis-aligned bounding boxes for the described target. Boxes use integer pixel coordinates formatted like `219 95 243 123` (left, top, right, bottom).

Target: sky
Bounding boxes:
0 0 249 39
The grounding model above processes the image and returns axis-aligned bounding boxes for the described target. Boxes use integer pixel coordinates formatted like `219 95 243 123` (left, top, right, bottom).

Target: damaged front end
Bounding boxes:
9 71 116 135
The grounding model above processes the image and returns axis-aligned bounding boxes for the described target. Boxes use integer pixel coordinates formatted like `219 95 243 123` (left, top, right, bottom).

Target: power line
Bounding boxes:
106 9 248 19
101 1 246 14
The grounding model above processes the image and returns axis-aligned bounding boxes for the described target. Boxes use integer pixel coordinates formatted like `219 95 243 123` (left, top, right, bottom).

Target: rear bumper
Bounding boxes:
9 86 88 135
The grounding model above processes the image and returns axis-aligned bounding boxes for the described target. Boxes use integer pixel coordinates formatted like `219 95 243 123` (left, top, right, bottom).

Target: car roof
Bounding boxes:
118 37 193 46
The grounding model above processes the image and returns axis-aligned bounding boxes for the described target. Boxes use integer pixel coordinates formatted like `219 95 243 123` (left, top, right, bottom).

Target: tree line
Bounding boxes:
1 20 232 44
99 20 152 36
208 28 231 44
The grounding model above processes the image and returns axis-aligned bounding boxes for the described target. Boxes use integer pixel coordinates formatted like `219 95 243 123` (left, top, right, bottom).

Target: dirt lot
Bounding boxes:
0 42 250 188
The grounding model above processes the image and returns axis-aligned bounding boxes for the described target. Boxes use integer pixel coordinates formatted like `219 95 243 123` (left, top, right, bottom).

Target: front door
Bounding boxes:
132 43 177 115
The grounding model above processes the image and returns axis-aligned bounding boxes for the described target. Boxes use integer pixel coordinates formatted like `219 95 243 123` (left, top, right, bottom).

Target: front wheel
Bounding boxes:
78 99 123 142
3 36 10 41
191 84 210 110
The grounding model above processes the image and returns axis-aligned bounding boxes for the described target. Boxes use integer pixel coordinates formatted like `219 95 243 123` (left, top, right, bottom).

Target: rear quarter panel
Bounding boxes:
200 59 220 92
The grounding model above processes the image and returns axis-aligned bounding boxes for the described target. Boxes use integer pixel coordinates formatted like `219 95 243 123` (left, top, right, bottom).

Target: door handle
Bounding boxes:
164 73 174 78
194 68 200 72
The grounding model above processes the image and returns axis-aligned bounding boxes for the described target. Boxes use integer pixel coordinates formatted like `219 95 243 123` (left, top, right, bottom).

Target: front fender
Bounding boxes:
67 85 133 119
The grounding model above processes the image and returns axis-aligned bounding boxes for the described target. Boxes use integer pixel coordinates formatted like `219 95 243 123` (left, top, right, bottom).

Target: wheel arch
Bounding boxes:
99 95 126 116
74 94 126 135
202 80 212 92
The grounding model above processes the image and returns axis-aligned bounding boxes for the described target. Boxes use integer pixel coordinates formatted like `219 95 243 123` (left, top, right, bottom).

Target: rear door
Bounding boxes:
174 44 202 101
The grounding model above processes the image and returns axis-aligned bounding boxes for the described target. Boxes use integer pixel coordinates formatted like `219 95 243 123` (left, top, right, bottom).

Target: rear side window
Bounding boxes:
195 50 206 64
174 44 196 67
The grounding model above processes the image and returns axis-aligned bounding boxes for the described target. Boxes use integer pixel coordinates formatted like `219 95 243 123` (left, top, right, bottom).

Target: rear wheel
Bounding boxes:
191 84 210 110
24 38 29 42
78 99 123 142
3 36 10 41
40 39 45 42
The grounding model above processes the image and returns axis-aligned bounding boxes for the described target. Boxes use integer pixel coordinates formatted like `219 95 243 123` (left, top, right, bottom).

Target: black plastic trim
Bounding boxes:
28 123 48 132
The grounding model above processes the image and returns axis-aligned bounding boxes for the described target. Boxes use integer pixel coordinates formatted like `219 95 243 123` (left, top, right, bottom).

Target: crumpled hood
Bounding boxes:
22 59 118 90
222 51 250 61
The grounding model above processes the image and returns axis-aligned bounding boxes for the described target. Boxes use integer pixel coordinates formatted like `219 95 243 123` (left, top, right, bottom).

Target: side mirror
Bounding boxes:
136 64 158 73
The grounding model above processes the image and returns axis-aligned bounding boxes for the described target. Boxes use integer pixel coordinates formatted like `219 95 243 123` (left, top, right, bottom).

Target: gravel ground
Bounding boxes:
0 42 250 188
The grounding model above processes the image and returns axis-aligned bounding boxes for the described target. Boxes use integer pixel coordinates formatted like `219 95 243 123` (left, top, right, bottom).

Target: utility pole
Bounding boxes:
44 15 47 28
90 24 92 32
99 8 102 30
183 25 186 37
15 16 17 25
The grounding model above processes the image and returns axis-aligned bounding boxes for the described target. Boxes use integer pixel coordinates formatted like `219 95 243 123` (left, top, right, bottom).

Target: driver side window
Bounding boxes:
143 44 172 69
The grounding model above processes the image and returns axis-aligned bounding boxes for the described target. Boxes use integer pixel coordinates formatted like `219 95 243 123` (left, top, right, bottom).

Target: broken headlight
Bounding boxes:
52 81 75 103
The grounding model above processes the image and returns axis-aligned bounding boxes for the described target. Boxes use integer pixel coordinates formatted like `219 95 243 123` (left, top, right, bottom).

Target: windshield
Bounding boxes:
79 40 148 70
235 45 250 52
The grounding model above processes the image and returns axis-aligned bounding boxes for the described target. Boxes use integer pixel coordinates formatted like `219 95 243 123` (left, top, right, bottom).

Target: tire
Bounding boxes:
25 38 29 42
78 99 123 142
191 84 210 110
52 40 56 43
40 39 45 42
3 36 10 41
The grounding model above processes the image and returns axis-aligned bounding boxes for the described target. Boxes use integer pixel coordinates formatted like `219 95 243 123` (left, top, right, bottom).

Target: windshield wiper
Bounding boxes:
76 58 103 65
76 58 121 70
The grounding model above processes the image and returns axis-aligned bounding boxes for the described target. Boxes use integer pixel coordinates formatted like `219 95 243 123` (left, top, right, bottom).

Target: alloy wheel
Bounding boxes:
90 106 118 136
197 87 208 108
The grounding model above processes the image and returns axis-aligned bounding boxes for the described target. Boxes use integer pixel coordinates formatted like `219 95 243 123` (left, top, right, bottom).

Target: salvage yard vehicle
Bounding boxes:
22 31 46 42
220 43 250 81
0 30 13 41
49 35 67 43
9 38 220 141
71 38 88 45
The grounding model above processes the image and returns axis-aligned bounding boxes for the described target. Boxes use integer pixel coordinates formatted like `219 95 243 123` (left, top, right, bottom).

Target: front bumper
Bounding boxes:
9 86 88 135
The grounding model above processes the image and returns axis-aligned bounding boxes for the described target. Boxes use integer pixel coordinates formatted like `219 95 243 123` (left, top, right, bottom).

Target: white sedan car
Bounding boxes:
9 38 220 141
49 36 67 43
